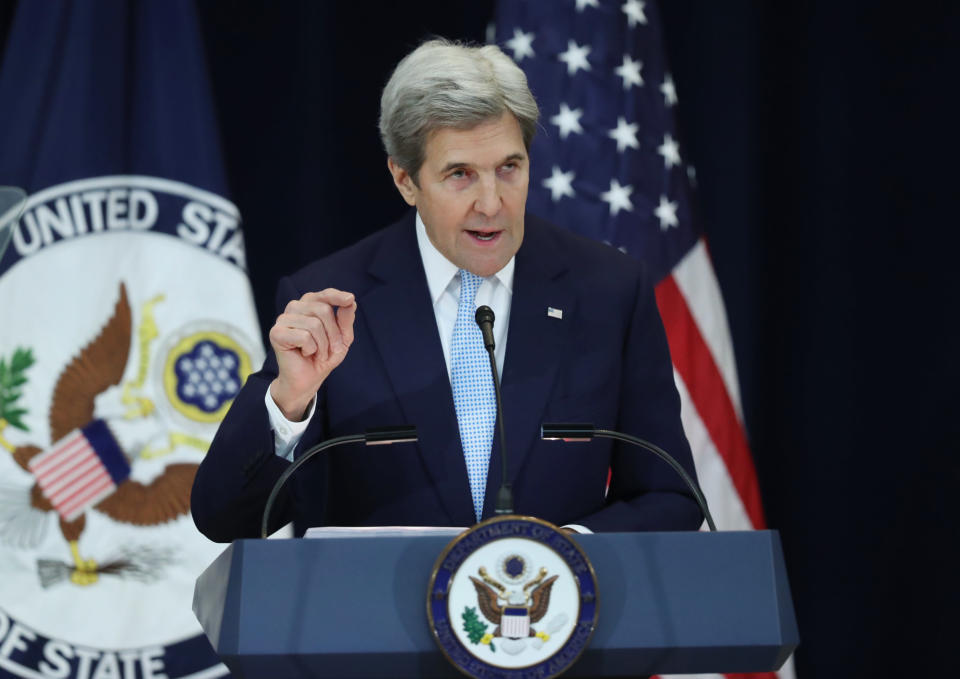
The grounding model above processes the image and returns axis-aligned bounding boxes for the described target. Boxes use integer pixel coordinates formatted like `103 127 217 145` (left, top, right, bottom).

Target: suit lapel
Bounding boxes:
484 218 575 516
362 216 475 526
360 215 576 523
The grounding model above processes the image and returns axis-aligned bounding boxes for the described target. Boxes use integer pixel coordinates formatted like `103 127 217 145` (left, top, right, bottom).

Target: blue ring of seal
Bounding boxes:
426 515 599 679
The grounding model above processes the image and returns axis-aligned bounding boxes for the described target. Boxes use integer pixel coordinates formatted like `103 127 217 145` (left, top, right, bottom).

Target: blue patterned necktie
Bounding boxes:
450 269 497 522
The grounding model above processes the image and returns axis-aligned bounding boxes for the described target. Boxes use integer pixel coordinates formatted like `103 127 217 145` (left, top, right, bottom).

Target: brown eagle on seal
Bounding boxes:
470 572 559 639
4 283 197 586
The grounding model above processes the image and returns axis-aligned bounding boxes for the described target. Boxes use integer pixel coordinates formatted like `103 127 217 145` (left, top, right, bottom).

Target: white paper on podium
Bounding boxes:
303 526 466 539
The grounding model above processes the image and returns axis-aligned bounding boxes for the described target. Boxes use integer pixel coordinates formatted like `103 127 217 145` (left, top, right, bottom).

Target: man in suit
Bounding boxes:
191 40 703 541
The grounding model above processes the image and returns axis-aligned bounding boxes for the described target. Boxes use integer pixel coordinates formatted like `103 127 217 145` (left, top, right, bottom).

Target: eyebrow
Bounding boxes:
439 153 527 175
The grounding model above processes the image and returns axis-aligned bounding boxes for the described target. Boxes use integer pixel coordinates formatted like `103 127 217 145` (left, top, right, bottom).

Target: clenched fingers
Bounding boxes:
335 298 357 348
272 288 357 358
269 320 325 357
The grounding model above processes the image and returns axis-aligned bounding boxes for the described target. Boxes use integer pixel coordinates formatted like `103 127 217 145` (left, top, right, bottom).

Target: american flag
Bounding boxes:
28 419 130 522
495 2 796 678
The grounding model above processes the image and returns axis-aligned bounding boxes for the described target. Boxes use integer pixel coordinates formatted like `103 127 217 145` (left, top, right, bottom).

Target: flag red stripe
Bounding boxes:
29 432 85 474
60 484 112 520
54 467 110 508
54 467 111 510
39 449 97 492
49 467 105 507
655 275 766 529
58 475 112 518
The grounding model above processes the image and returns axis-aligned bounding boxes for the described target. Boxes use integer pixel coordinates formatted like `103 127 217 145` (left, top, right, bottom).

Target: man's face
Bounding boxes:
388 112 529 278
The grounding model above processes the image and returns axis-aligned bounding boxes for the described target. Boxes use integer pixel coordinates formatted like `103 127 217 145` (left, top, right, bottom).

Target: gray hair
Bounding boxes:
379 39 540 183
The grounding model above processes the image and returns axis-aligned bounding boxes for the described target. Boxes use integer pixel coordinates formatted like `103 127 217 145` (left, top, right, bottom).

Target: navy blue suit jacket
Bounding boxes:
191 212 702 541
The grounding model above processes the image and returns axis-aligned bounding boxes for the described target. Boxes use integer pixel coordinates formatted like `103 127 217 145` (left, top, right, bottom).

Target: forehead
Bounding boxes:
422 113 526 168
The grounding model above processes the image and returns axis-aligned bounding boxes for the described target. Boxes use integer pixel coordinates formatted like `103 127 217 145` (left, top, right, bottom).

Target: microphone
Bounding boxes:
260 426 417 538
474 305 513 515
541 423 717 531
475 304 496 350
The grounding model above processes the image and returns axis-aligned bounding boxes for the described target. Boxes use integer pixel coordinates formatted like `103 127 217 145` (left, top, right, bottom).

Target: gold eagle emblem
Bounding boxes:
469 567 559 638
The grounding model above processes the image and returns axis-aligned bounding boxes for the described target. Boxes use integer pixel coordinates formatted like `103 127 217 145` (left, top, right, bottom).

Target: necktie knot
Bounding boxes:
458 269 483 308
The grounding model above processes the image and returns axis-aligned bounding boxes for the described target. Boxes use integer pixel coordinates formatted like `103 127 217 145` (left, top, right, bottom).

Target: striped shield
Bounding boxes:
500 606 530 639
28 419 131 521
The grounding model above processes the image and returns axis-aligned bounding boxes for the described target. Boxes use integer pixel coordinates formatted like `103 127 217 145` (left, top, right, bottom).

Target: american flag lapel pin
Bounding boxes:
547 307 563 320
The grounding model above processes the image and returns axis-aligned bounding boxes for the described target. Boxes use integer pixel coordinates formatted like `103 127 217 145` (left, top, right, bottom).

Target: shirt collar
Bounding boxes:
415 212 515 304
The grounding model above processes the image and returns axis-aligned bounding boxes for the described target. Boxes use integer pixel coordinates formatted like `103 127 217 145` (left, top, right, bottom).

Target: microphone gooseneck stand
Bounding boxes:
541 423 717 531
474 305 514 515
260 426 417 538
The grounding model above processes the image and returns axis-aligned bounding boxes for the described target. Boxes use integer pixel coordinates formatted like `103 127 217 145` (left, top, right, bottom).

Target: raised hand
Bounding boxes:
267 288 357 420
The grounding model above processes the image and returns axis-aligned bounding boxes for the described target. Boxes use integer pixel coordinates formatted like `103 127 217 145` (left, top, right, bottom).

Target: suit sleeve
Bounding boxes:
190 276 306 542
570 264 704 532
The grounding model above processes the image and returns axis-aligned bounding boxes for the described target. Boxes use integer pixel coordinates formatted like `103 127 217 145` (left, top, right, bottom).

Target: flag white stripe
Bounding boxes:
673 370 753 531
28 431 85 474
58 473 113 515
61 480 115 521
37 448 98 493
41 453 99 498
33 448 96 493
672 240 746 424
50 466 110 508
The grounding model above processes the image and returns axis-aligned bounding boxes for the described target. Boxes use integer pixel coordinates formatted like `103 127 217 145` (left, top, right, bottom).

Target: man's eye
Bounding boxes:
450 169 468 179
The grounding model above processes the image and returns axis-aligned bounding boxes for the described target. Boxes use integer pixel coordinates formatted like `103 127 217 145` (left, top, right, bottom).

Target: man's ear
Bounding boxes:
387 157 417 206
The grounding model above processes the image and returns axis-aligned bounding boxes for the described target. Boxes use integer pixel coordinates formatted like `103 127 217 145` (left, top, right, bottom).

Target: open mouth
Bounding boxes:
467 230 501 242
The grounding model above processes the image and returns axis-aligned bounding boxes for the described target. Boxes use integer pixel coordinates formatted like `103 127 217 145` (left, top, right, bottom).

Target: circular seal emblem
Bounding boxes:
427 516 599 679
0 176 264 678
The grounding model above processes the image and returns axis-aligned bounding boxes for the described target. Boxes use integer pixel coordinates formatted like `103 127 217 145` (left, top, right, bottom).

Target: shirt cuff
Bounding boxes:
264 388 316 461
561 524 593 534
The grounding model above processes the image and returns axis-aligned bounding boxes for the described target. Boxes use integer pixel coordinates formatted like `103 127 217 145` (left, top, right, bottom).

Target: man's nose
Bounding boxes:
473 175 501 217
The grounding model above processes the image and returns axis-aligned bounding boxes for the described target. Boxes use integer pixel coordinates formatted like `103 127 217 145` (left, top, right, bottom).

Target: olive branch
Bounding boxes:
0 347 35 442
462 606 495 652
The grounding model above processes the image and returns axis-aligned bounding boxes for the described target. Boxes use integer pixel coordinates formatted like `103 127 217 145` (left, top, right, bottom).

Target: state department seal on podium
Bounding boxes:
427 516 599 679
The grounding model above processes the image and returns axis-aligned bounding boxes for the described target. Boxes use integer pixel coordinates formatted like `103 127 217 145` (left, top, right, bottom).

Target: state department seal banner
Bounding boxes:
0 3 260 678
428 516 599 679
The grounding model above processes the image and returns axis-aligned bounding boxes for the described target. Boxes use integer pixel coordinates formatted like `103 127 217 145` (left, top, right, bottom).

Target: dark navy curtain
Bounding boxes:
1 2 954 677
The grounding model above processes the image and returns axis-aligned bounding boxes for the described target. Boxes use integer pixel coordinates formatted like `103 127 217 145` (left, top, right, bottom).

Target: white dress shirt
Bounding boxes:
265 212 513 459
